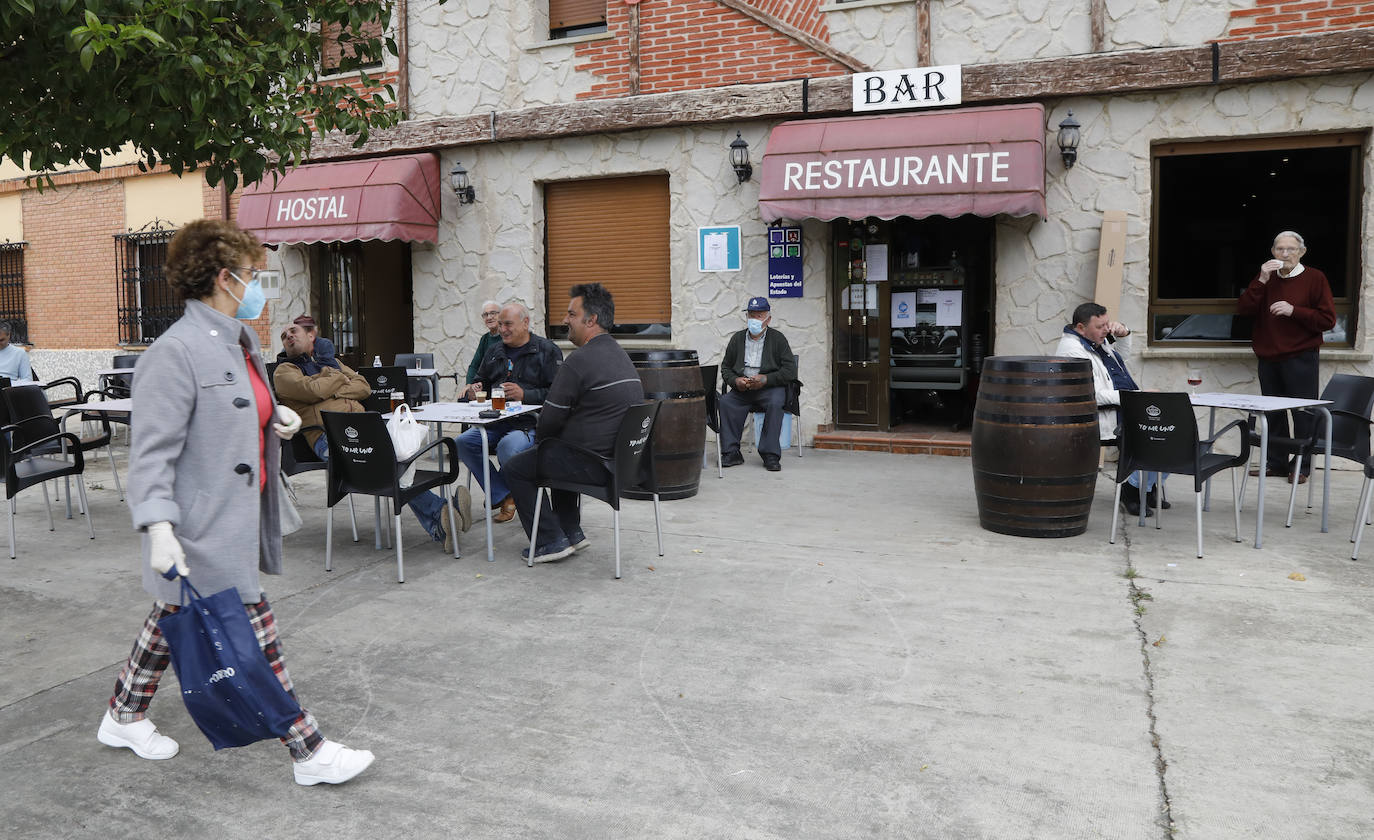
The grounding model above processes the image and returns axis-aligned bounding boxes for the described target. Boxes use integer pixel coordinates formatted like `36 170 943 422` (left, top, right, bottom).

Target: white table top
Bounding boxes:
387 401 539 424
406 368 438 377
96 368 137 377
1190 392 1333 412
62 398 133 413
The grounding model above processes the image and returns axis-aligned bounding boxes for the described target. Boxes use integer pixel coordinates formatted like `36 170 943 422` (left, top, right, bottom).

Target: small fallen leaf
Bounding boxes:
817 562 824 566
1152 635 1166 647
692 549 703 554
1288 572 1306 581
647 565 655 571
920 764 929 771
475 574 482 578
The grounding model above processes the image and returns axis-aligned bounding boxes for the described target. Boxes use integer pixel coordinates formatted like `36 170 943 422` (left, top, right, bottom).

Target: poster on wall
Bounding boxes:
698 225 741 272
767 226 803 297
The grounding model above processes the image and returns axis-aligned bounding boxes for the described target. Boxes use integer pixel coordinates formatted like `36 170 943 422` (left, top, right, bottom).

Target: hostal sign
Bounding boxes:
852 65 962 113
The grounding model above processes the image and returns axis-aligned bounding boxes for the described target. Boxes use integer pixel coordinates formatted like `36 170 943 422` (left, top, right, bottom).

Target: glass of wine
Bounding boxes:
1187 368 1202 396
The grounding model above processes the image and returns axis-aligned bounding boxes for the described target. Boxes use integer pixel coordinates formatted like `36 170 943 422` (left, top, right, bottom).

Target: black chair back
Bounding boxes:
394 353 435 405
1318 373 1374 463
106 354 139 398
614 401 660 497
1117 392 1200 479
700 365 720 434
320 411 398 503
281 425 327 477
4 385 60 453
357 367 406 412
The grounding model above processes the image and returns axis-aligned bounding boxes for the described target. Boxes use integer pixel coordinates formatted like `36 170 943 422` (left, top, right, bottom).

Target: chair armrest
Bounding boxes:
6 429 85 461
397 434 456 469
1201 417 1247 447
1328 408 1372 423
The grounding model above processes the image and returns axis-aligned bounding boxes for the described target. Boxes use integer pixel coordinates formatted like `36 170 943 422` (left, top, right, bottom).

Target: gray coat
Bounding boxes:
129 299 284 605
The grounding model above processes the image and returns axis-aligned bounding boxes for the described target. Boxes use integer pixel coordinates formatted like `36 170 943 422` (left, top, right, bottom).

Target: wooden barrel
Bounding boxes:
626 349 706 500
971 356 1099 537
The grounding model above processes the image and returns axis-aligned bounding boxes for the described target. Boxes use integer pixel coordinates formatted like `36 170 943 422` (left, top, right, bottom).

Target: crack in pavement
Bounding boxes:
1122 531 1178 838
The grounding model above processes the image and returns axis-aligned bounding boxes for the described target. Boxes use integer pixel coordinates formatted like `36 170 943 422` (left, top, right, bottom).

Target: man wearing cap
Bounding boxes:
719 297 798 472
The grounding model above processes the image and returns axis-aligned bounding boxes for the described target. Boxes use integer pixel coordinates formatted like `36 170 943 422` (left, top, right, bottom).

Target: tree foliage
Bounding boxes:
0 0 421 190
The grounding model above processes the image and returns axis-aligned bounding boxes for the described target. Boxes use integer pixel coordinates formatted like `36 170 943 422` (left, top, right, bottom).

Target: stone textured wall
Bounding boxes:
822 0 921 71
993 72 1374 397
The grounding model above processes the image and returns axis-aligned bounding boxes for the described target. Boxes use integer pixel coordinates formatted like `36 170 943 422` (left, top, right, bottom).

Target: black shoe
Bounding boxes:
721 451 744 468
762 457 781 472
1145 488 1171 510
1121 485 1154 518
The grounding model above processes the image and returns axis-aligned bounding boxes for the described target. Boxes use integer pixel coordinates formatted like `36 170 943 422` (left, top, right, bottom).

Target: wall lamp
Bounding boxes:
450 162 476 204
729 131 753 183
1057 110 1081 170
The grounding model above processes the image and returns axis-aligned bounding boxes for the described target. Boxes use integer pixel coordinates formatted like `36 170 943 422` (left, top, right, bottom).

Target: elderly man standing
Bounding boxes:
719 296 797 472
502 283 644 562
1237 230 1336 483
274 314 465 547
1056 301 1164 517
465 300 502 385
0 320 32 380
459 303 562 522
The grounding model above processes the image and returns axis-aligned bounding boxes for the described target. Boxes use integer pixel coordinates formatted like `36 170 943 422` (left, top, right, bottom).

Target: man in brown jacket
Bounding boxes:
273 315 371 459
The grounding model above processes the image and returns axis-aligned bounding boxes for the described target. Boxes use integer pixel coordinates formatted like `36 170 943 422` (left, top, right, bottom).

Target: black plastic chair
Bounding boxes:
30 367 84 411
357 366 407 413
527 401 663 579
0 398 94 558
1111 391 1250 558
279 423 360 543
700 364 723 479
1240 374 1374 527
394 353 439 405
320 410 460 583
1350 455 1374 560
103 354 140 399
7 383 121 509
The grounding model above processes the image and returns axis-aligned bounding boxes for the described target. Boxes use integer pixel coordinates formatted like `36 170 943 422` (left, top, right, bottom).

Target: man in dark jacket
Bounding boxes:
502 283 644 562
720 296 797 471
1236 230 1337 482
459 303 563 521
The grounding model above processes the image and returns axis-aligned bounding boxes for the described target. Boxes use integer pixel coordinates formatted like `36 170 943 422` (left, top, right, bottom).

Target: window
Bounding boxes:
1150 133 1363 346
0 242 28 344
545 174 671 338
115 226 180 344
549 0 607 39
321 9 386 75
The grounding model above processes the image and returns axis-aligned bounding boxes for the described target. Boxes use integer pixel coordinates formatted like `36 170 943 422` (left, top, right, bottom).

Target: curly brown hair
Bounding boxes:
165 219 262 301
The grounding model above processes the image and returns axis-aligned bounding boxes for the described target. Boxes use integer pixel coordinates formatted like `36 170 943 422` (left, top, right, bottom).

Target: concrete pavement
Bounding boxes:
2 443 1371 839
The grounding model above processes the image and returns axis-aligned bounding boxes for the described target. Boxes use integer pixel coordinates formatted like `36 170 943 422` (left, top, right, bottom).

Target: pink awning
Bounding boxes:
758 104 1047 223
238 153 442 244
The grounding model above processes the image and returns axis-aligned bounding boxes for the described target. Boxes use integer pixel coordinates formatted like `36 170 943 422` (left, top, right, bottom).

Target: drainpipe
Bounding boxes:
397 0 409 115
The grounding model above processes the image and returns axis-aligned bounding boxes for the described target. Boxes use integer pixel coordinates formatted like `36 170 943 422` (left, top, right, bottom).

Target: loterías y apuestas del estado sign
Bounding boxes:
852 65 962 113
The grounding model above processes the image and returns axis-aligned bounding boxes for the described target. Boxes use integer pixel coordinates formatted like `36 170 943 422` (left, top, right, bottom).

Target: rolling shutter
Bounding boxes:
548 0 606 31
546 174 670 327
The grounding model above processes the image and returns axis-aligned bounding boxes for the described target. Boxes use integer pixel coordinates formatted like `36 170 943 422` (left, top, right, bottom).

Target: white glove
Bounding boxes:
273 404 302 440
147 521 189 578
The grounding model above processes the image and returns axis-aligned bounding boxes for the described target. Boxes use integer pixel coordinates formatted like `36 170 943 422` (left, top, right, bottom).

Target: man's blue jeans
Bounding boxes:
457 425 535 507
312 435 447 541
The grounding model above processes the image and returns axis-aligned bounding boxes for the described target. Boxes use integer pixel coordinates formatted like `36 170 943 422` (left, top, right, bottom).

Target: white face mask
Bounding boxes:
747 318 765 336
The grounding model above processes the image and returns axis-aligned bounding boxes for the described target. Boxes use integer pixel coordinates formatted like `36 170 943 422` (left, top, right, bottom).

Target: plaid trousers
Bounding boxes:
108 597 324 761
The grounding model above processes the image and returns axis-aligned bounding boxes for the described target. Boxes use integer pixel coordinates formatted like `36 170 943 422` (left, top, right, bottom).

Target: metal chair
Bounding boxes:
7 383 121 510
527 401 663 579
320 410 460 583
357 366 407 413
0 394 94 558
394 353 439 405
29 367 85 411
1111 391 1250 558
103 354 139 399
700 364 723 478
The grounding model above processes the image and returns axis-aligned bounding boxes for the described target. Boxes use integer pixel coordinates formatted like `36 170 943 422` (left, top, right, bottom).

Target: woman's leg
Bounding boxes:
246 598 325 761
108 602 177 721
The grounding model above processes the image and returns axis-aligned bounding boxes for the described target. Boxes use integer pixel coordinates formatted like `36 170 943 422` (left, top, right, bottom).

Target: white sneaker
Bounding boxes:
293 740 375 786
97 709 179 760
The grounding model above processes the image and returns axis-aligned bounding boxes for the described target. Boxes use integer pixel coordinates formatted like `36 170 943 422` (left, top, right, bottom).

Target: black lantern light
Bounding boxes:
1057 110 1081 170
729 131 752 184
450 162 476 204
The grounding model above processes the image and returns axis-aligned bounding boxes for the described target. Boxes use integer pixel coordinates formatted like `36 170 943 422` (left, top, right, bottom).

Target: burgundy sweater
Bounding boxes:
1236 265 1336 360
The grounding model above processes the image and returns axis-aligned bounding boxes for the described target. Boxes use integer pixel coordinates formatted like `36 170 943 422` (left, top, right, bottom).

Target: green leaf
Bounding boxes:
79 43 94 72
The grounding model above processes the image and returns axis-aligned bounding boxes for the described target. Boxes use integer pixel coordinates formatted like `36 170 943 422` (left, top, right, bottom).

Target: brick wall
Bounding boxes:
1221 0 1374 40
575 0 847 99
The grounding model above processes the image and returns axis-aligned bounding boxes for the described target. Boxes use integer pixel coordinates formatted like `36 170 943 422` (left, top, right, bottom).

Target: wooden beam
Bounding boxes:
1090 0 1105 53
915 0 931 65
711 0 870 72
304 29 1374 161
627 1 641 96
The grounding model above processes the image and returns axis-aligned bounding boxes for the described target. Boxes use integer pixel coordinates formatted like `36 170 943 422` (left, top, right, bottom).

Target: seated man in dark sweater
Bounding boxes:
719 296 797 472
502 283 644 562
1237 230 1336 482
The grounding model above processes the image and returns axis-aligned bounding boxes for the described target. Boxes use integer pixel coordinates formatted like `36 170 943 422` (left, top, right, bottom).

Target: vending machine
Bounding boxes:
889 259 969 403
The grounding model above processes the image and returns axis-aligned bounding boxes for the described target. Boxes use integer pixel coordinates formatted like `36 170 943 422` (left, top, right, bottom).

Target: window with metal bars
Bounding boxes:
115 225 181 344
0 242 29 344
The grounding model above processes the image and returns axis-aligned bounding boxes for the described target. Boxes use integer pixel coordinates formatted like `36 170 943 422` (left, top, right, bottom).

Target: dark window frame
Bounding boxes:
0 242 29 344
1148 132 1364 347
115 224 180 345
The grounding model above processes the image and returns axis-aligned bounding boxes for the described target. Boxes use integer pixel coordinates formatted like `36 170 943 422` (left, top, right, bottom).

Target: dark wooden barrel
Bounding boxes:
971 356 1100 537
626 349 706 500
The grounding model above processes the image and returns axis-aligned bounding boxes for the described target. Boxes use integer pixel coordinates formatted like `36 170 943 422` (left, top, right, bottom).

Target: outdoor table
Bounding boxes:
1190 392 1333 549
389 400 541 563
95 367 137 392
49 399 133 520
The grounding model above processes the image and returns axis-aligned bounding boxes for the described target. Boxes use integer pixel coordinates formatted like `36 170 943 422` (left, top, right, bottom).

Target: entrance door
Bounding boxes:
832 220 886 428
310 241 414 369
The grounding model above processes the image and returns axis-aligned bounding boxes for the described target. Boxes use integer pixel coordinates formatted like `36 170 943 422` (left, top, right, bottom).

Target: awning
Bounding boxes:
238 153 442 244
758 103 1046 223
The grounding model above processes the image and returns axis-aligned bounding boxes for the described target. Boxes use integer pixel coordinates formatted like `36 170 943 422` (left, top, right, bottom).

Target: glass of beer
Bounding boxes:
390 390 405 412
473 387 486 404
491 385 506 411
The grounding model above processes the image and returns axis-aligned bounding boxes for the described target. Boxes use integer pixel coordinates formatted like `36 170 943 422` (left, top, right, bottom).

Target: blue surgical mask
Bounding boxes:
227 270 266 320
747 318 765 337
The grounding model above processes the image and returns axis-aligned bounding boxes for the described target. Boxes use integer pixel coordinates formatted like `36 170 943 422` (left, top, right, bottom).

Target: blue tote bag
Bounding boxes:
158 575 302 750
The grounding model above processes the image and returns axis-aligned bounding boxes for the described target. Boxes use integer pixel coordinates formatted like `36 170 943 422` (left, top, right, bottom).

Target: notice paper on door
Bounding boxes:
932 289 962 325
